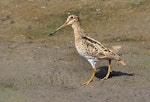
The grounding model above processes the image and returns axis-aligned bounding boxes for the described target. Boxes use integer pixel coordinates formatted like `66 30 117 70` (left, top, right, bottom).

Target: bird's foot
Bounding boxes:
102 63 111 80
81 68 96 85
101 70 111 80
101 74 109 80
82 80 92 85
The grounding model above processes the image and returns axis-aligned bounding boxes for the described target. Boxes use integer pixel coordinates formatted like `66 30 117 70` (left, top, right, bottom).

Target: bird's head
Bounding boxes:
65 15 79 25
49 15 79 35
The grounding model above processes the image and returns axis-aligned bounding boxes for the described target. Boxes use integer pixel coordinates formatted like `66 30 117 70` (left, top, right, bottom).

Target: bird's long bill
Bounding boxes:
49 21 68 35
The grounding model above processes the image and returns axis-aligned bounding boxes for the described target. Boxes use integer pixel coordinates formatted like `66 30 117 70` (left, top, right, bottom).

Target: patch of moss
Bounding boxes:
0 83 14 89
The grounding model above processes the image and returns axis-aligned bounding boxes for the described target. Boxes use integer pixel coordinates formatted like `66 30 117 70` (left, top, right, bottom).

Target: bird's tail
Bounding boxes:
111 46 126 65
118 59 126 65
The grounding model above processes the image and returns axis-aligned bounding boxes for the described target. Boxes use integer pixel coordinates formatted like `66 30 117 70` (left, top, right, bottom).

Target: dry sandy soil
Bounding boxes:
0 0 150 102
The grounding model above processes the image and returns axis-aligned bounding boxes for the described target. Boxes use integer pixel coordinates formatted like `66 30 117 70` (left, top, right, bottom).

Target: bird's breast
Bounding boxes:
75 44 87 57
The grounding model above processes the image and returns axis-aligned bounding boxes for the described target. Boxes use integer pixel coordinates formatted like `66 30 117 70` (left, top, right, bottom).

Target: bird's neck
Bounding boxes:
71 22 86 39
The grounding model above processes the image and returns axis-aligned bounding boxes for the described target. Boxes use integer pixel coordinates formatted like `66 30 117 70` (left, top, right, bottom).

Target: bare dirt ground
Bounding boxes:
0 0 150 102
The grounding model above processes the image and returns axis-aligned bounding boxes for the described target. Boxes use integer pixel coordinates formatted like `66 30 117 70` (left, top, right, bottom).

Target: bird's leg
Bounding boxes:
102 60 111 80
82 68 96 85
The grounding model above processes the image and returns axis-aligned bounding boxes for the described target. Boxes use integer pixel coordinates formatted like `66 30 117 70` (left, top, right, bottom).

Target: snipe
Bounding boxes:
50 15 126 85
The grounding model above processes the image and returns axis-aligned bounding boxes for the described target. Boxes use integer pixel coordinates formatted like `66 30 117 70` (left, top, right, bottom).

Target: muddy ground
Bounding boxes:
0 0 150 102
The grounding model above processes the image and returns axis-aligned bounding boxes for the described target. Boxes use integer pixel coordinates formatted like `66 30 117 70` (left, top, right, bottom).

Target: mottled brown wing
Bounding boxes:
82 36 119 60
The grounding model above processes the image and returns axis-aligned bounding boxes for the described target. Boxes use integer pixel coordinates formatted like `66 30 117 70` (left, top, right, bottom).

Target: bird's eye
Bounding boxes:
70 16 74 19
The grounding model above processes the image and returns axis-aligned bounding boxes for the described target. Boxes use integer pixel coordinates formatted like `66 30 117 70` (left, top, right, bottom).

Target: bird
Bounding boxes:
50 15 126 85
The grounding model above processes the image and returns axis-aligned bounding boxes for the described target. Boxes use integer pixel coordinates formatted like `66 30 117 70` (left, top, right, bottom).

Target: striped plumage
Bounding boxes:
50 15 125 85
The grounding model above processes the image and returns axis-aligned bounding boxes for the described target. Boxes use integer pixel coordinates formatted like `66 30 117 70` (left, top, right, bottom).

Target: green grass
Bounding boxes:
0 0 149 42
0 83 14 89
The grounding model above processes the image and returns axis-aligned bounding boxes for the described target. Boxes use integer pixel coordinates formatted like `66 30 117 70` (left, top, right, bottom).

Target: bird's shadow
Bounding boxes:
95 66 135 79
